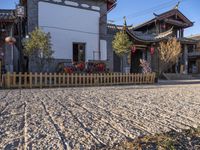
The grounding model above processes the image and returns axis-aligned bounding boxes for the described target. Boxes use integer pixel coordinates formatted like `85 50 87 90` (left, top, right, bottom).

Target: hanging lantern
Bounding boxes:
150 47 155 55
162 24 166 29
0 52 4 57
131 46 136 54
5 36 16 45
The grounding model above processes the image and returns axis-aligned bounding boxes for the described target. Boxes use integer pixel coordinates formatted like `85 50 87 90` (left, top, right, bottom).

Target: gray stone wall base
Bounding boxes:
29 58 72 73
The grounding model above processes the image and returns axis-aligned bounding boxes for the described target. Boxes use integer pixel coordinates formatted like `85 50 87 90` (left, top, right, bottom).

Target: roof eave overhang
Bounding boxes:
133 9 193 31
107 0 117 12
0 20 15 22
178 39 198 44
126 29 157 43
163 19 193 28
126 27 174 43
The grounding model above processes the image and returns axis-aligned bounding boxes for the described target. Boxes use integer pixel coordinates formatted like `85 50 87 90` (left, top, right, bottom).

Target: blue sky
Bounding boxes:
108 0 200 36
0 0 199 36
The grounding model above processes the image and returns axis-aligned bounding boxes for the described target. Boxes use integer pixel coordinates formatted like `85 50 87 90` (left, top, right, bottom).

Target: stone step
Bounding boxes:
163 73 198 80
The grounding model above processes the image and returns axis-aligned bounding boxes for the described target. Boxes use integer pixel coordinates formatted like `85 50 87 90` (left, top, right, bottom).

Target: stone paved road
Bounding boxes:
1 84 200 149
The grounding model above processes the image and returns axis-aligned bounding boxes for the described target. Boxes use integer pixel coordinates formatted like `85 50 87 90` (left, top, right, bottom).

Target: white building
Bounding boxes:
21 0 116 72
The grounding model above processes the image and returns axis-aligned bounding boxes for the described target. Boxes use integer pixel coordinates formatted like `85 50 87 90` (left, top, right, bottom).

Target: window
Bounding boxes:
73 43 86 62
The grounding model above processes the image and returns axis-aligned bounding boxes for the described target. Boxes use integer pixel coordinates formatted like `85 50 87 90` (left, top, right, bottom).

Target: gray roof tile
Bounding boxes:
0 9 16 21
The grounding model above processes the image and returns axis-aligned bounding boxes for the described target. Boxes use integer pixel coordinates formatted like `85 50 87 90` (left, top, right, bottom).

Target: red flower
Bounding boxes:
97 63 105 72
64 67 73 74
76 62 85 71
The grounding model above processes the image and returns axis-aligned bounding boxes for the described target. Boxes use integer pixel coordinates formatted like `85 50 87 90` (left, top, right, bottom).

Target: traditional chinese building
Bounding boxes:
20 0 116 72
107 6 198 74
1 1 198 76
188 34 200 73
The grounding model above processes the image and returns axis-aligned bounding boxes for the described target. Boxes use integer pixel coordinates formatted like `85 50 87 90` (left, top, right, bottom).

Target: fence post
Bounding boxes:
54 73 57 87
114 73 116 84
79 73 81 86
5 72 10 88
67 74 69 87
109 73 111 85
71 74 74 86
95 73 97 85
13 72 16 88
86 74 89 86
89 74 91 86
75 73 77 86
44 72 47 87
99 73 101 85
62 73 65 86
82 73 85 86
34 73 37 87
58 73 61 87
18 72 21 89
24 72 27 87
49 73 52 87
152 73 156 84
98 73 100 85
29 72 32 88
40 73 43 88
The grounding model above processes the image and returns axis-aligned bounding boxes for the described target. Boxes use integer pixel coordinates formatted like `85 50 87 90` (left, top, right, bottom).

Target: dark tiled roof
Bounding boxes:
188 34 200 40
127 28 173 42
107 24 197 44
107 23 133 34
0 9 16 21
133 9 193 30
178 37 198 44
107 24 173 42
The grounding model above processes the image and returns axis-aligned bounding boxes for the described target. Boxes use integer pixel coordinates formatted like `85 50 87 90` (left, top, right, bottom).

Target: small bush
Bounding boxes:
112 127 200 150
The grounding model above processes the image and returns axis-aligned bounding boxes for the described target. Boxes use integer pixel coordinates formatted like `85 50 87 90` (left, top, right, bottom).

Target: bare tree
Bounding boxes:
158 37 181 74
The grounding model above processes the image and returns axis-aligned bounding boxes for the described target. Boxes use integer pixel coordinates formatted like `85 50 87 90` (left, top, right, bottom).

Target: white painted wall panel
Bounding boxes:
100 40 107 60
38 2 100 60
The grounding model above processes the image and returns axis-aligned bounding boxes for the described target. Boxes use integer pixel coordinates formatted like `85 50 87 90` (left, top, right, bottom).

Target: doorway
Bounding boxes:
130 50 143 73
73 43 86 62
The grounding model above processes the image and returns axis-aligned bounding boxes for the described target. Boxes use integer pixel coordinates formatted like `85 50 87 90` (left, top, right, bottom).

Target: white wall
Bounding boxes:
100 40 107 60
38 2 100 61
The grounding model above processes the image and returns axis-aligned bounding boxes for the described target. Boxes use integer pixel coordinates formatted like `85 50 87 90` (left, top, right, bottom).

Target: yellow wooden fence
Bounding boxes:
2 72 156 89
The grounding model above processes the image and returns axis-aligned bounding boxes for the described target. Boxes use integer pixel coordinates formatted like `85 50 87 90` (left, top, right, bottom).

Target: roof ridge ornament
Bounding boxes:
153 13 159 17
174 1 181 10
123 16 127 31
123 16 127 26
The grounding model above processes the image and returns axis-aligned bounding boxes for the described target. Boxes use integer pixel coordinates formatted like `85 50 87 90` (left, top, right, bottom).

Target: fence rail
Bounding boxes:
2 72 156 89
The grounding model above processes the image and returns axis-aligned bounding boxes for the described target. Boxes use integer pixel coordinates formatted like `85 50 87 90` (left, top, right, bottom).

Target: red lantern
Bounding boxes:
131 46 136 54
5 36 16 45
150 47 155 55
162 24 166 29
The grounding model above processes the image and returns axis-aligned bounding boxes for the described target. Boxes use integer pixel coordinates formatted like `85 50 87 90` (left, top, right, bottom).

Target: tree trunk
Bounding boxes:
121 57 123 73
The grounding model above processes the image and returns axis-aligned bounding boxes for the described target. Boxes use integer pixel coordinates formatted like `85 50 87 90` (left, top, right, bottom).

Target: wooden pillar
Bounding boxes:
183 44 188 74
181 29 184 37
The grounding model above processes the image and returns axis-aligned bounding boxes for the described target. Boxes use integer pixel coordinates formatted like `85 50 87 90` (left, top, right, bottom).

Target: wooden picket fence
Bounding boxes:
2 72 156 89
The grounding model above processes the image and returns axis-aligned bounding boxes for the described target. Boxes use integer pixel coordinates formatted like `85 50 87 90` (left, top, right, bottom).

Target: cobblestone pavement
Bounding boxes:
1 84 200 149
